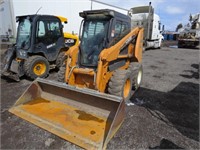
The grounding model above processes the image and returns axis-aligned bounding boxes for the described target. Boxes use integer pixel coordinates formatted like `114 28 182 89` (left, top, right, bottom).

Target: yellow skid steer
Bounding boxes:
9 9 144 149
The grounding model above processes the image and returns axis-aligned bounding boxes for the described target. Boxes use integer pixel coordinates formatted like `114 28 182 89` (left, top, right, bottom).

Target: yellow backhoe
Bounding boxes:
9 9 144 149
1 15 78 81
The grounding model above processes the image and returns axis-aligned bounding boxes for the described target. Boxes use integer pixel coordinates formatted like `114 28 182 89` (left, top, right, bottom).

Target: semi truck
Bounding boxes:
128 2 164 49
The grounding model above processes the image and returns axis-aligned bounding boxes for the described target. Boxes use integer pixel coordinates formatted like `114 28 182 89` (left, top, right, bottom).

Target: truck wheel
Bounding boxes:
108 69 132 101
57 64 66 82
56 51 67 69
178 44 183 48
24 56 49 80
128 62 143 90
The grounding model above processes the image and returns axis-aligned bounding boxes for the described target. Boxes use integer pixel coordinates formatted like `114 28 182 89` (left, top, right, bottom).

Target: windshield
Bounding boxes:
16 18 31 49
80 20 109 66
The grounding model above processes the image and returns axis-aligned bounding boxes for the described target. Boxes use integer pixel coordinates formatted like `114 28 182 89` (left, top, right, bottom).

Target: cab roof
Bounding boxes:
16 14 67 23
79 9 130 21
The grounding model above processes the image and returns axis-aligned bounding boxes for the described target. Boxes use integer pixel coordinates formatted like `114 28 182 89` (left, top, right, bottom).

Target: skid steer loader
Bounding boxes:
1 15 78 81
9 9 144 149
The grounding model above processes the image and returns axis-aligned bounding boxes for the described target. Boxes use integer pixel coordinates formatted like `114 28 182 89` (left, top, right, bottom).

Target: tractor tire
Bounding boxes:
57 64 66 82
56 51 67 69
24 56 49 80
108 69 133 101
128 62 143 91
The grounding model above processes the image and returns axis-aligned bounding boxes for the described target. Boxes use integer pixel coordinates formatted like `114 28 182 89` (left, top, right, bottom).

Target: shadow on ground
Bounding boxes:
131 81 199 142
180 63 199 79
149 138 183 149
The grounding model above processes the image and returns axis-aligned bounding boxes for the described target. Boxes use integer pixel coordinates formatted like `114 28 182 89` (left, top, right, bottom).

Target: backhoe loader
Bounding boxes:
9 9 144 149
1 15 79 81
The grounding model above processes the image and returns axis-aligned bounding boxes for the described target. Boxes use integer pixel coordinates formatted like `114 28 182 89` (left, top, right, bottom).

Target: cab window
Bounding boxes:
37 21 45 37
111 21 129 45
36 20 61 45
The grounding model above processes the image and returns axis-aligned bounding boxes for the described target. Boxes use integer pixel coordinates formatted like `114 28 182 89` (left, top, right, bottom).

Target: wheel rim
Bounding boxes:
123 78 131 99
33 62 46 76
137 69 142 85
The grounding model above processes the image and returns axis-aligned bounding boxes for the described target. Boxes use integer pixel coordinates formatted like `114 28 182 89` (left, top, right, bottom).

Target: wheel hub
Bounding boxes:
33 62 46 76
137 69 142 85
123 79 131 99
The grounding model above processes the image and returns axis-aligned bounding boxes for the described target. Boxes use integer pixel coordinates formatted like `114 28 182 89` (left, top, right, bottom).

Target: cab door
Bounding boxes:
34 17 64 61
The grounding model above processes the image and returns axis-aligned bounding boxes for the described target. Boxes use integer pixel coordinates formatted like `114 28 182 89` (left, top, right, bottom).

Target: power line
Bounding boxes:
90 0 128 11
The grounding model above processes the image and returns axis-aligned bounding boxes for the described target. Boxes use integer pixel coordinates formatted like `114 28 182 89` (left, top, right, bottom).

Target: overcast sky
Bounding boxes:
12 0 200 33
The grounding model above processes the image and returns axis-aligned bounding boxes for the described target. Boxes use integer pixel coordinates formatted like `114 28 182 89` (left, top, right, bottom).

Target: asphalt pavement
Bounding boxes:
0 45 199 149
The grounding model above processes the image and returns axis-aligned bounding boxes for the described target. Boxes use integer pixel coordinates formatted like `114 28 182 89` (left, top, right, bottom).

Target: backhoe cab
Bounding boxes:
2 15 78 81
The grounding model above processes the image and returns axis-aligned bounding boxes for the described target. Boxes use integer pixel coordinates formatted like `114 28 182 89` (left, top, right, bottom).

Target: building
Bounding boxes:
0 0 16 40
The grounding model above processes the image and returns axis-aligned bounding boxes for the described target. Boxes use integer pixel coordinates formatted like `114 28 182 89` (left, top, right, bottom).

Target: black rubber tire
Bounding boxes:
56 51 67 68
178 44 182 48
128 62 143 91
178 41 184 48
57 64 66 82
108 69 133 101
24 56 49 80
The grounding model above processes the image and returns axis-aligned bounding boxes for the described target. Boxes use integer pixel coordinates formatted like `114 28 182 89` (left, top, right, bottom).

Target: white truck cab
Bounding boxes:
128 2 163 49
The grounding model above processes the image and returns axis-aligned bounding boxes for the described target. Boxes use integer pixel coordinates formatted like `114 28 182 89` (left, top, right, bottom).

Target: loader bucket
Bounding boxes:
9 78 125 149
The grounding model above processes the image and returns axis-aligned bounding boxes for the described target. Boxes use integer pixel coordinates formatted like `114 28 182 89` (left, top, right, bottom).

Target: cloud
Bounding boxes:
165 6 184 14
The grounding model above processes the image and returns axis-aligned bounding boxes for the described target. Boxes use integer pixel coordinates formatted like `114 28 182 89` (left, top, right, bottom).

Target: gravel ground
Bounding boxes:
0 45 199 149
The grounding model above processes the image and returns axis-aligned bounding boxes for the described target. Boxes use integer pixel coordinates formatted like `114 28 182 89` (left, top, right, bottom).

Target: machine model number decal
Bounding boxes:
47 43 56 49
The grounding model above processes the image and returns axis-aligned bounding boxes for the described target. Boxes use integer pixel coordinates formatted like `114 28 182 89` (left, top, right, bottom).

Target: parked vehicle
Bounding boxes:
178 13 200 48
128 2 164 49
1 15 78 81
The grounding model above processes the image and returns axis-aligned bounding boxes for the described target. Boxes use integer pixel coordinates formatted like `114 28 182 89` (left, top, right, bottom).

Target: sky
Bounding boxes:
102 0 200 31
1 0 200 35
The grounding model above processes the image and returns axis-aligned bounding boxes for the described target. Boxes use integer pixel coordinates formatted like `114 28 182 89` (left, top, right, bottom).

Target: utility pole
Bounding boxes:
91 0 93 10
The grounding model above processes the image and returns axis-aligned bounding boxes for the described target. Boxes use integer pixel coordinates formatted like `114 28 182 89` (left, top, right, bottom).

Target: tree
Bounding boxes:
176 23 183 32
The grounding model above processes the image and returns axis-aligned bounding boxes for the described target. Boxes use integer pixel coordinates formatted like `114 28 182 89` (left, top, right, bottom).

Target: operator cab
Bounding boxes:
15 15 64 61
79 9 131 67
